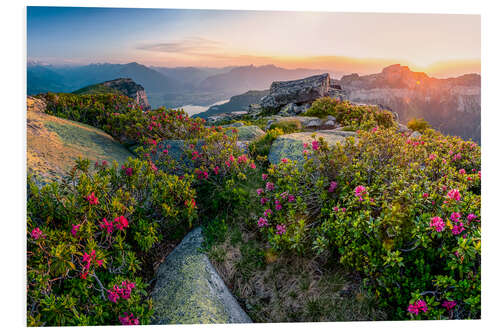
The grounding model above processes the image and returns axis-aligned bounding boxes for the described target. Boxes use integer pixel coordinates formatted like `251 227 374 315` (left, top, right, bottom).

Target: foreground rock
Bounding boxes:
152 228 252 324
225 125 265 141
268 130 357 165
266 116 340 131
27 97 133 182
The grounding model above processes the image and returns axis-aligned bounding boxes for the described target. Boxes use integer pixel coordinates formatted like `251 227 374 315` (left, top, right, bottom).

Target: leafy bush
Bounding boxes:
408 118 431 132
40 92 206 146
253 128 481 319
304 97 397 130
27 158 197 326
269 119 302 133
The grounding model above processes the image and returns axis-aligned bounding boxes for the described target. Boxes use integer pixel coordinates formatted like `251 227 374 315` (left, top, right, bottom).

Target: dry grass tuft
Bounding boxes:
208 224 387 322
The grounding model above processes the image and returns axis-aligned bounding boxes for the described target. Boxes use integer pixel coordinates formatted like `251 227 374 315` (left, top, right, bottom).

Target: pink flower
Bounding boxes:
288 195 295 202
275 203 282 210
341 208 346 213
260 197 269 205
264 209 272 217
86 192 99 205
371 126 378 133
333 206 339 212
238 155 248 164
229 155 235 163
250 162 256 169
303 143 309 149
191 151 200 160
422 193 429 198
354 185 367 201
276 224 286 235
256 188 264 196
71 224 81 237
262 173 268 181
459 169 466 175
447 189 461 201
328 181 338 193
408 300 428 315
257 217 269 228
428 153 437 161
311 141 319 151
30 227 44 240
430 216 445 232
214 166 220 175
442 300 456 311
100 218 114 234
281 158 289 164
266 182 275 191
119 312 139 325
452 222 465 236
467 213 477 222
114 216 129 230
450 212 461 223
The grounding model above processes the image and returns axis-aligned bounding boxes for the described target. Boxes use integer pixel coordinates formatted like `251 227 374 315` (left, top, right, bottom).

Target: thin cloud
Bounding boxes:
137 37 223 55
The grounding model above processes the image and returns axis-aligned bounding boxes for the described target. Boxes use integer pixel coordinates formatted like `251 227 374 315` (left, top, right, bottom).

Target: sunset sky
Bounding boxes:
27 7 481 77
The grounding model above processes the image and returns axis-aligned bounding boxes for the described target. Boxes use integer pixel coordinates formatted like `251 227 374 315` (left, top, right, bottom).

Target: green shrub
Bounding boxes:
249 128 285 165
27 157 197 326
408 118 431 132
304 97 397 130
269 119 302 133
40 92 206 146
253 128 481 320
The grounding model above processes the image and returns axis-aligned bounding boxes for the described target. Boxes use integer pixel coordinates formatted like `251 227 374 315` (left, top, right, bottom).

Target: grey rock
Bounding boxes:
261 73 331 110
323 120 337 127
410 131 422 138
327 115 337 122
225 125 265 141
397 123 410 133
152 228 252 324
268 130 357 165
305 119 322 128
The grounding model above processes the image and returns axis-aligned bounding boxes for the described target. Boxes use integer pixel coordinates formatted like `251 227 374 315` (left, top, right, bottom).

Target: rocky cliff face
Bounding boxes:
333 64 481 142
101 78 151 110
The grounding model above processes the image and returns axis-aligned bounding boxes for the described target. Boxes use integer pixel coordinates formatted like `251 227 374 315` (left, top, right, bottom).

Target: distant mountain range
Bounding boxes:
27 62 326 108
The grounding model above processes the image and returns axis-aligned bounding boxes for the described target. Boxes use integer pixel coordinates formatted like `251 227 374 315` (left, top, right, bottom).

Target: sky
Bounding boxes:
27 7 481 77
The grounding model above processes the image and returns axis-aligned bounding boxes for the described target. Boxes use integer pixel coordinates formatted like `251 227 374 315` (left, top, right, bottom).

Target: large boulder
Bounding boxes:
27 97 134 183
261 73 331 110
225 125 265 141
151 228 252 324
268 130 357 165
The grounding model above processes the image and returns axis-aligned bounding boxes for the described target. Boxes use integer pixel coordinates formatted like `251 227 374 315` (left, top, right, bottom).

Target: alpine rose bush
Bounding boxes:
27 157 197 326
255 128 480 320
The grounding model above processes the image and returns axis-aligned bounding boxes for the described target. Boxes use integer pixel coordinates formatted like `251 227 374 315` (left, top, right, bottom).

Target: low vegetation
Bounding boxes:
27 92 481 325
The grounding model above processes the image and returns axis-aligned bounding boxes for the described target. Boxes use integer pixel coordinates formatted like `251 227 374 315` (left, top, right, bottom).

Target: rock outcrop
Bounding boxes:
225 125 265 141
151 228 252 324
333 64 481 142
261 73 331 110
27 97 133 183
268 130 357 165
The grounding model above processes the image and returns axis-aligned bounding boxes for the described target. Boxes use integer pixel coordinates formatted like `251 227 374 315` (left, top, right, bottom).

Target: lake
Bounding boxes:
180 99 230 116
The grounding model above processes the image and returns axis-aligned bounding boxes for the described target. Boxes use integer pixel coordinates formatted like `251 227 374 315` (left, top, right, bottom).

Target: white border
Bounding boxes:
2 1 499 332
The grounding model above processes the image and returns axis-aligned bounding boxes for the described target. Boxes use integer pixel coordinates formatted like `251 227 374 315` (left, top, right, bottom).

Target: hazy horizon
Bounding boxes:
27 7 481 78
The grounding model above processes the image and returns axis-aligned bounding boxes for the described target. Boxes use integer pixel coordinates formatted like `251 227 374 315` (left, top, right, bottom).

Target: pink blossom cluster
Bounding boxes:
328 181 338 193
257 217 269 228
447 189 461 201
108 280 136 303
354 185 367 201
119 312 139 325
430 216 445 232
81 249 103 279
30 227 45 240
442 300 456 311
407 300 428 315
276 224 286 235
100 216 129 234
86 192 99 205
